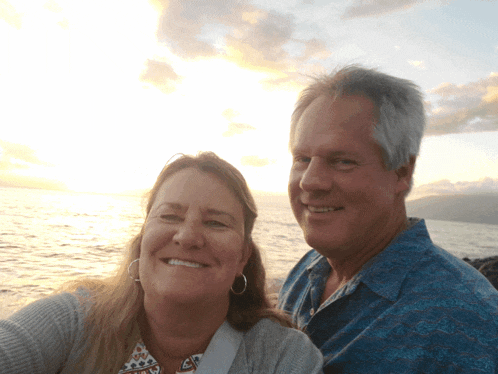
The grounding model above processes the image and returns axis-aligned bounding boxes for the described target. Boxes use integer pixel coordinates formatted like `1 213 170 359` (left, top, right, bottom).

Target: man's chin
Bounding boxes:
304 235 350 258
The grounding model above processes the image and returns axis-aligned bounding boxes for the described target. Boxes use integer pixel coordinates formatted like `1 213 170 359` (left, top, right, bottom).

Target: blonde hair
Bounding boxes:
64 152 291 373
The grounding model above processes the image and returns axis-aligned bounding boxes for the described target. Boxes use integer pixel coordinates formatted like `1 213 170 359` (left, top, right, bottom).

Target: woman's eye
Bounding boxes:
205 220 227 228
160 214 182 222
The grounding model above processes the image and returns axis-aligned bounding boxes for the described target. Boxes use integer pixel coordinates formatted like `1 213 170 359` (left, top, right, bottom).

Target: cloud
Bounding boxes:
150 0 330 84
153 0 251 58
0 173 67 190
222 108 239 121
225 12 330 77
0 140 52 170
409 177 498 200
43 0 63 13
301 38 331 61
221 108 256 137
0 0 23 29
225 11 295 66
57 17 69 30
222 123 256 137
240 156 274 167
0 140 66 191
408 60 425 69
139 59 182 94
426 72 498 136
341 0 428 20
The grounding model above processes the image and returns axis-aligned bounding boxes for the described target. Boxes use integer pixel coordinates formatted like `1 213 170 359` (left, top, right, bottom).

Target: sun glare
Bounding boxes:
2 0 496 196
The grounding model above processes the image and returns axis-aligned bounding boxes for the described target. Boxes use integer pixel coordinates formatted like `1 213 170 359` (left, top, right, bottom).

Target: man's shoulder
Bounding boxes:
403 244 498 313
342 245 498 372
368 219 498 310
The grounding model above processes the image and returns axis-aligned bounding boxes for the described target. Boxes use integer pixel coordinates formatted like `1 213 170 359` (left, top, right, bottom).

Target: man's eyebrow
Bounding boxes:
206 209 237 224
293 149 363 158
325 150 362 158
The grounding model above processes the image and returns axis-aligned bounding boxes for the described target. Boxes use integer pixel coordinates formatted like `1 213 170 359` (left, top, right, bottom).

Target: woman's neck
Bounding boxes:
140 296 229 373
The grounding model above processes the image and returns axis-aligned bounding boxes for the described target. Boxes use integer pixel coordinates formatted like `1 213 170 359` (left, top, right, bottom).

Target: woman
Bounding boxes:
0 152 323 374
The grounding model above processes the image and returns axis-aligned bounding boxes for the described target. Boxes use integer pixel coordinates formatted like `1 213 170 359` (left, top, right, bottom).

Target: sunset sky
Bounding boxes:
1 0 497 198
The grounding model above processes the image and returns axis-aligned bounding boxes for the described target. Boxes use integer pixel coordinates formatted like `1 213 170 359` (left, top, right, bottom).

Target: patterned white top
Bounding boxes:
118 340 203 374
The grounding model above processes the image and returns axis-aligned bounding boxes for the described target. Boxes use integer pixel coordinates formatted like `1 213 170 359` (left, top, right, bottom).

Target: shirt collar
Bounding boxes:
357 218 431 301
306 251 327 273
306 251 331 287
303 218 432 302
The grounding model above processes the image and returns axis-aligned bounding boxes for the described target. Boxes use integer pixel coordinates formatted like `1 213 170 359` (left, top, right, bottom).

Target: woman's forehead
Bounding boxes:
153 168 243 216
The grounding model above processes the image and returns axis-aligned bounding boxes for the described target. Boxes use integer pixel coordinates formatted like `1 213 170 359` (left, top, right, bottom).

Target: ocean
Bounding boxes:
1 187 498 319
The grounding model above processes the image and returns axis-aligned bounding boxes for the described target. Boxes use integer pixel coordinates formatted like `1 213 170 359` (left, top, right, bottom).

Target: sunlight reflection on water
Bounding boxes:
1 188 497 318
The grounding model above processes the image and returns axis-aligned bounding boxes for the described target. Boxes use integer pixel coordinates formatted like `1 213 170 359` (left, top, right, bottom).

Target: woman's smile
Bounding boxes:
162 258 207 268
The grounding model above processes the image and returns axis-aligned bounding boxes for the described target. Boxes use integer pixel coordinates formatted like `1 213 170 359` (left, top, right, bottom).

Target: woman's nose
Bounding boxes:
173 220 205 249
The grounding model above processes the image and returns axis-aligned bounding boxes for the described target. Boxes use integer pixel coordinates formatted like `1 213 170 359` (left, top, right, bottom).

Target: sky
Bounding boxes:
0 0 497 198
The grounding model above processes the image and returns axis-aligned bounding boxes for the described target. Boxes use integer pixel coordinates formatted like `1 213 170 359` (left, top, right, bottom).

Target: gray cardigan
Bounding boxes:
0 292 323 373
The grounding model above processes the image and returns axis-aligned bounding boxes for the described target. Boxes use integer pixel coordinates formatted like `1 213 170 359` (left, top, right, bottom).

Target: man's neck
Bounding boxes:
320 216 409 305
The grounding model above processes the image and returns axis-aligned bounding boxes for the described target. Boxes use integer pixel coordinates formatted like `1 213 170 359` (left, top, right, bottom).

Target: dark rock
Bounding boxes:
463 256 498 289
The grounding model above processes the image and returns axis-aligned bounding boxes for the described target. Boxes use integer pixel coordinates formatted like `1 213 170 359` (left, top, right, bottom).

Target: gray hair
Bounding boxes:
290 65 426 170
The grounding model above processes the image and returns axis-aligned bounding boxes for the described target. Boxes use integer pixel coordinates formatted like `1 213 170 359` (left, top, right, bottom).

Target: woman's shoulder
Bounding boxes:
245 318 307 339
236 319 323 373
9 290 88 320
5 288 95 341
241 319 322 358
245 318 295 335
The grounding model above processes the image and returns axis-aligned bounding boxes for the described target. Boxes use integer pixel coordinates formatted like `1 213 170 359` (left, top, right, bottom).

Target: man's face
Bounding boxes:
288 95 411 260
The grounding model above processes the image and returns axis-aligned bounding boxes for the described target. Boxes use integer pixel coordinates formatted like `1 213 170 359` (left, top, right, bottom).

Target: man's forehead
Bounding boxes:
309 94 375 117
296 95 376 135
290 94 381 154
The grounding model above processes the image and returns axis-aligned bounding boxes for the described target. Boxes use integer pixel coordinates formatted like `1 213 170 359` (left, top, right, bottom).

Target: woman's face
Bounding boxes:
139 167 248 304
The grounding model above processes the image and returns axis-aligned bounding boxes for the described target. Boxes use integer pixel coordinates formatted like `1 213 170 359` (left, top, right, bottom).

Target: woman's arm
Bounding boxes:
0 292 85 374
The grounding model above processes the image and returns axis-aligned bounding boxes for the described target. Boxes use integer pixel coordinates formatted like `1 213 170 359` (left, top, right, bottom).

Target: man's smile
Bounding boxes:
307 206 344 213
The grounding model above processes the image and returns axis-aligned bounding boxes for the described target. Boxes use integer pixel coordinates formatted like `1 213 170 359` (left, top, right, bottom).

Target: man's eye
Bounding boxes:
294 156 311 163
334 159 357 170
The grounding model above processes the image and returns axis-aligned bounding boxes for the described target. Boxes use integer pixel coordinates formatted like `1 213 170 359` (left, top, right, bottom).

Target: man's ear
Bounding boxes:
395 156 416 194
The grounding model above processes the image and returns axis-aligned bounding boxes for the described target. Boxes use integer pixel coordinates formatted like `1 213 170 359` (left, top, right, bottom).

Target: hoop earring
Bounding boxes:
128 259 140 282
231 274 247 295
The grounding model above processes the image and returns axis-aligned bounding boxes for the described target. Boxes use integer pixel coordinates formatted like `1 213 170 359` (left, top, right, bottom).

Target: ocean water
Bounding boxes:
1 187 498 318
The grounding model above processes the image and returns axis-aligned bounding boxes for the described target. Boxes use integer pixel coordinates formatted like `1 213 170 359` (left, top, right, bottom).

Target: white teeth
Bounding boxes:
167 259 205 268
308 206 338 213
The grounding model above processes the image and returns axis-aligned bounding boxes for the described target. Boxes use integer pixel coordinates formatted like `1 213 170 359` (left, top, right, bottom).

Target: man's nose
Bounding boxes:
299 158 331 192
173 220 205 249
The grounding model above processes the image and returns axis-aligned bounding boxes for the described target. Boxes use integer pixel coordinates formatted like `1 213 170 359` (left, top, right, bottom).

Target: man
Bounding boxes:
278 65 498 373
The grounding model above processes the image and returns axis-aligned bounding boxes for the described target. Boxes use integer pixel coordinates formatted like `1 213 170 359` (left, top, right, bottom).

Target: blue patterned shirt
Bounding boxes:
278 219 498 373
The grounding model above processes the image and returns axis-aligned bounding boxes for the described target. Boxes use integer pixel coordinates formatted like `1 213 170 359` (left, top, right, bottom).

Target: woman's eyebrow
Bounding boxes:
153 202 183 212
206 208 236 224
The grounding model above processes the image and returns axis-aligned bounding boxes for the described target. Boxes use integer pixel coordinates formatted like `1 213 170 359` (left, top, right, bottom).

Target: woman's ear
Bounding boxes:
239 242 252 270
